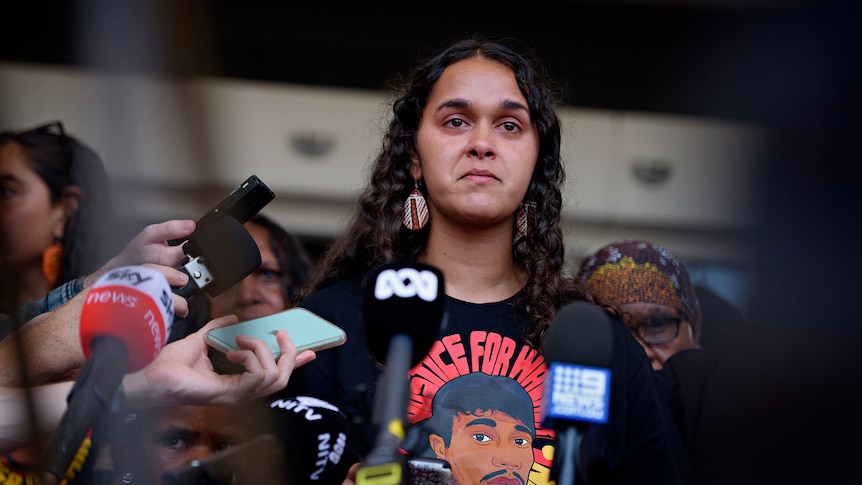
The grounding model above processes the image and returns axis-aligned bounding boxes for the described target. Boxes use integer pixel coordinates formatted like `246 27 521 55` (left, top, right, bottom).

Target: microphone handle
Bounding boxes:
556 426 583 485
41 337 129 481
171 258 210 299
357 333 412 485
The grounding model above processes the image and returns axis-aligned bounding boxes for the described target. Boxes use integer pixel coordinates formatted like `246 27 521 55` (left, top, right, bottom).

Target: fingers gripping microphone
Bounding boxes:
542 302 614 485
172 215 261 299
356 262 447 485
42 266 174 481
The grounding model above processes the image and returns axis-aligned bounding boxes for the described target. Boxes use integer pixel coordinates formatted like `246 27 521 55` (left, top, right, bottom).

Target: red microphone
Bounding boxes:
79 265 174 372
42 266 173 481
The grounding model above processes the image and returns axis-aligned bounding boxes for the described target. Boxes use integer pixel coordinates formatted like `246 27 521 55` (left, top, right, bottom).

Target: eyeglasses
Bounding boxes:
251 267 286 286
18 121 73 172
23 121 66 137
633 316 682 345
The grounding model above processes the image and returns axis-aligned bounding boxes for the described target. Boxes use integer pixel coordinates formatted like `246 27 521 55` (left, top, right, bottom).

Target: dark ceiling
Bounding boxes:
0 1 848 125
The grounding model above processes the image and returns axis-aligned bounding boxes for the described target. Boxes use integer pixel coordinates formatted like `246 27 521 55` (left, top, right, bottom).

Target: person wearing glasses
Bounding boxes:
576 239 708 477
0 121 127 339
576 239 701 371
208 213 314 324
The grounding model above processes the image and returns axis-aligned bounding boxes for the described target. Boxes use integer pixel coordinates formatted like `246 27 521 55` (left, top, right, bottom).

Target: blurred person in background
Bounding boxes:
576 239 701 371
208 213 314 323
0 121 126 338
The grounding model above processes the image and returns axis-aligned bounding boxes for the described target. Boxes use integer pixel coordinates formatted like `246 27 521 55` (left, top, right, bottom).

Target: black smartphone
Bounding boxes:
196 174 275 229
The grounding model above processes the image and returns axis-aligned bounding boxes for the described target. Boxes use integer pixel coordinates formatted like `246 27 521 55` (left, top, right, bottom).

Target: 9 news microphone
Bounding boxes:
41 265 174 483
172 214 261 299
356 262 447 485
541 302 614 485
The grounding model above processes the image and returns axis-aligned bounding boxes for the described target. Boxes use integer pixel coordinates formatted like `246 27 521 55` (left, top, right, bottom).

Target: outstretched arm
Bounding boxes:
0 220 196 387
0 315 315 454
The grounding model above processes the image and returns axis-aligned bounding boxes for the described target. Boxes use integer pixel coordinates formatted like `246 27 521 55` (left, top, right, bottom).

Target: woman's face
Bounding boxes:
410 57 539 231
621 301 699 370
209 222 288 322
0 141 66 271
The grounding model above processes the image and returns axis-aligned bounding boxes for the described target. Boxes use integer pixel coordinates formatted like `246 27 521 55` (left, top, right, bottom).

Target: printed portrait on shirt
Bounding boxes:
406 330 555 485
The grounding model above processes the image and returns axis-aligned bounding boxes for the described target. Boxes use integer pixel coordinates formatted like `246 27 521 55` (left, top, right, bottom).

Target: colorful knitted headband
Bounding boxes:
576 240 701 338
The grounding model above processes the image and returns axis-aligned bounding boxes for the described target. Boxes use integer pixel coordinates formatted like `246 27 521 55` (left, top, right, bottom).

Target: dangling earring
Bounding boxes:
516 201 537 238
42 240 63 287
402 179 429 231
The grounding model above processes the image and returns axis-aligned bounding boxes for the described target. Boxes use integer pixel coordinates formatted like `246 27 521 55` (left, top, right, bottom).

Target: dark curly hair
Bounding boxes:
301 37 591 343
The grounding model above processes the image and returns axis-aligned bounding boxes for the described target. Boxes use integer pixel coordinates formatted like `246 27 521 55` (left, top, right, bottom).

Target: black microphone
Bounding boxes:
265 395 353 484
172 215 261 299
356 262 447 485
541 301 614 485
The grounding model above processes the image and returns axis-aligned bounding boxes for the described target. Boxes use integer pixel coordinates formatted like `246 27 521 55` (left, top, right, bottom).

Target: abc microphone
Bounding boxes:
41 265 174 482
541 301 614 485
172 214 261 299
356 262 447 485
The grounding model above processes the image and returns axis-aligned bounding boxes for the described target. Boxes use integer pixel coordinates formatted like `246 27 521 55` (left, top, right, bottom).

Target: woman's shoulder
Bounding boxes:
298 276 364 321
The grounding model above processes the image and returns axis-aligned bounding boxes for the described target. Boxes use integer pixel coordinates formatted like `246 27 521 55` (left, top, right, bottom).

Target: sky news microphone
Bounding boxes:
541 301 614 485
41 265 175 483
172 214 261 299
356 262 447 485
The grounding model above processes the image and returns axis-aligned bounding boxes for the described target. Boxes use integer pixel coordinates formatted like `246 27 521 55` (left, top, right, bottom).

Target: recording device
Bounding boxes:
196 174 275 229
541 301 614 485
42 266 174 482
172 214 261 299
161 434 285 485
172 175 274 299
206 307 346 358
356 262 448 485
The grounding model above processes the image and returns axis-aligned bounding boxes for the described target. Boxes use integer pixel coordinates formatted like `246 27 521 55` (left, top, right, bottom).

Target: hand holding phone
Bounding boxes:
205 308 346 359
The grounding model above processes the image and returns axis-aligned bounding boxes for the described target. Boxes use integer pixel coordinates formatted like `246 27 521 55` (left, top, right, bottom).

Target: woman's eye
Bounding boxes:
501 121 519 132
446 118 465 128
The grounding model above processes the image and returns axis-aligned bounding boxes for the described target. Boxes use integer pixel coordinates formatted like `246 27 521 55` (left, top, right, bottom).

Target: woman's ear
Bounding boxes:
53 185 81 239
409 152 422 180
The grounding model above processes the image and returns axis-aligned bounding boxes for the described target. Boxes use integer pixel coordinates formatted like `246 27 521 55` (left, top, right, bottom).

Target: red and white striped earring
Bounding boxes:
516 201 537 238
403 179 429 231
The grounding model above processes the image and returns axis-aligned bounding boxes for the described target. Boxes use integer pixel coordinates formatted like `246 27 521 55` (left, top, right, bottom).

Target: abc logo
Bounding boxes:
374 268 439 302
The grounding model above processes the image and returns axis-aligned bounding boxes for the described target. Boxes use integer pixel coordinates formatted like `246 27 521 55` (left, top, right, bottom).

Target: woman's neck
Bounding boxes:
421 222 525 304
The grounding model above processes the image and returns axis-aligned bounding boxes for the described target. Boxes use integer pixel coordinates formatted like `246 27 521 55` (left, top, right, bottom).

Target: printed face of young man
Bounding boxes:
430 408 534 485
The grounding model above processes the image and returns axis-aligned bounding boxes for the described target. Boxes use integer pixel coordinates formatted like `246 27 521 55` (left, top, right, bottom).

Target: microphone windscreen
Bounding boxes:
265 395 353 484
184 215 261 297
79 265 174 372
363 261 447 366
544 301 614 368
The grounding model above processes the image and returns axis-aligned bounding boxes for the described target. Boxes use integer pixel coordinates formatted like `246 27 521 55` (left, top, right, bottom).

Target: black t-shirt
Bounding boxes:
285 275 690 484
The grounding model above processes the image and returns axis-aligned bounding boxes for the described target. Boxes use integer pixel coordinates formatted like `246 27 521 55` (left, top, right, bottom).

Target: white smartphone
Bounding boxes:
205 307 346 359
